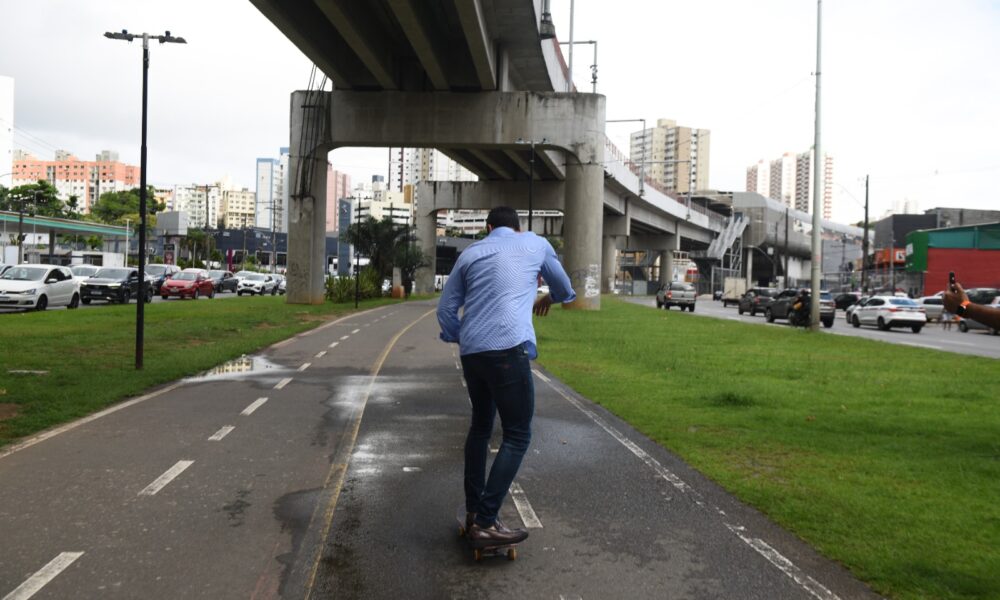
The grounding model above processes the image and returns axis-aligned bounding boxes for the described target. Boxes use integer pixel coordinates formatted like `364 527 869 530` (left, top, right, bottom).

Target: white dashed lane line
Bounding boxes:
298 363 311 372
509 483 543 529
3 551 84 600
240 398 268 416
315 351 327 359
274 378 292 390
351 328 360 334
340 335 350 340
208 426 235 441
329 342 339 349
138 460 194 497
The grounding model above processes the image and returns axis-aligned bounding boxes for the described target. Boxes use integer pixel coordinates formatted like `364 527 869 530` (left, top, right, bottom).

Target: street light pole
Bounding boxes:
515 138 549 231
559 41 598 93
105 28 186 370
809 0 823 330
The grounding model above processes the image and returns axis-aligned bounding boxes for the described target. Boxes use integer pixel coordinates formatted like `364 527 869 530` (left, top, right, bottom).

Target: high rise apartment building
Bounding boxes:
221 187 256 229
1 76 13 188
325 166 352 233
746 150 833 219
11 150 139 212
629 118 711 194
172 184 222 229
255 148 289 233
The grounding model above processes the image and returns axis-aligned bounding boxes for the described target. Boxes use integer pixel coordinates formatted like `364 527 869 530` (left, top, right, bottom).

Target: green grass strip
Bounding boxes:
534 297 1000 600
0 296 400 447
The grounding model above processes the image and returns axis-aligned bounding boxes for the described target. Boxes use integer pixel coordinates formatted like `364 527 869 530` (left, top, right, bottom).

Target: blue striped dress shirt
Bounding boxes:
437 227 576 359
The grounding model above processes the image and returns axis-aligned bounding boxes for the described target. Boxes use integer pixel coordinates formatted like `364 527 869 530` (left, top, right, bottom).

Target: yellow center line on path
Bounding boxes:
302 308 436 599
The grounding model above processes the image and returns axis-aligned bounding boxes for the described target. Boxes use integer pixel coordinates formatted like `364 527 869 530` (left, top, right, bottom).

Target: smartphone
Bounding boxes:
949 271 957 292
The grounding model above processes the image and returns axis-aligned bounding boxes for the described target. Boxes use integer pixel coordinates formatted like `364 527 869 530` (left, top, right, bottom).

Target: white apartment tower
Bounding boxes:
172 184 222 229
746 150 832 219
255 147 289 233
0 76 12 188
629 118 711 194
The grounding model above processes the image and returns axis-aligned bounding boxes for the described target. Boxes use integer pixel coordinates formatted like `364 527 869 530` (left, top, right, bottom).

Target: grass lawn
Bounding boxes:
0 296 400 448
534 297 1000 600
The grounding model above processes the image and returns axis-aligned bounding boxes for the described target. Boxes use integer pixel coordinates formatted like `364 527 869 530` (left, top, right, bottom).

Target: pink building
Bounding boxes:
11 150 139 213
325 165 351 232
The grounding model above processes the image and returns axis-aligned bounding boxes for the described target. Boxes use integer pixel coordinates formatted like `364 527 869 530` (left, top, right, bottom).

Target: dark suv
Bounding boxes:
738 287 779 316
81 267 153 304
766 288 835 328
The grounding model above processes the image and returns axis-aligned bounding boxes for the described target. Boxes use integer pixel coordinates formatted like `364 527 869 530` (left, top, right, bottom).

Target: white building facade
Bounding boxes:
172 184 222 229
0 76 12 188
255 147 289 233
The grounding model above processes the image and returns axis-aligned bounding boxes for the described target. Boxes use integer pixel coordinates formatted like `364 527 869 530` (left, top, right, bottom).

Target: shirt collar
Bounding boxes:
489 227 518 238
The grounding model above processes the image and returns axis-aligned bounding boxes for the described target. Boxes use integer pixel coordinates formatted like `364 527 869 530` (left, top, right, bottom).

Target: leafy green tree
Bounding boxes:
90 187 164 227
345 216 404 281
1 181 65 217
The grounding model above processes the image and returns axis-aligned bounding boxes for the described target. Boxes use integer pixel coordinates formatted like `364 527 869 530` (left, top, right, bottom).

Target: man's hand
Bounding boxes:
943 281 969 313
533 293 553 316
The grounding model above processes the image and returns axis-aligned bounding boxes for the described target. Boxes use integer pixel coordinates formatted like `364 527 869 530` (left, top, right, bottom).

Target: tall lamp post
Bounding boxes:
514 138 548 232
607 119 646 196
105 29 186 370
558 40 598 93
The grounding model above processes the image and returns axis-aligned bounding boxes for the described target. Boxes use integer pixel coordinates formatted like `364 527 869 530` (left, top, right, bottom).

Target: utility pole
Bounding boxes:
566 0 575 92
861 175 869 293
784 206 790 286
809 0 823 330
124 217 131 266
241 214 248 270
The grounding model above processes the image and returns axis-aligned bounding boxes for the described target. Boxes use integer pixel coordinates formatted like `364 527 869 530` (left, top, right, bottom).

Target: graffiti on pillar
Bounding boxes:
570 264 601 299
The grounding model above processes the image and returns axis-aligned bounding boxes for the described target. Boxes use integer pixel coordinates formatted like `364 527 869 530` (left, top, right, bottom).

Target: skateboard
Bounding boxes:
456 505 518 561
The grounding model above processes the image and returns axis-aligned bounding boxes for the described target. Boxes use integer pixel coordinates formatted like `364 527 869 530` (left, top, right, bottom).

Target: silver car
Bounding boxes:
958 297 1000 334
915 296 944 322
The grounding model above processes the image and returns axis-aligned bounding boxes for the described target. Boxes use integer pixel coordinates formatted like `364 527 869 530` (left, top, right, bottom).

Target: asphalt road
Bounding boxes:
0 300 879 599
624 295 1000 360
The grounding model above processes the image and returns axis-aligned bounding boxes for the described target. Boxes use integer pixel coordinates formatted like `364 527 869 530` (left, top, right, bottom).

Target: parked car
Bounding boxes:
655 281 697 311
80 267 152 304
915 296 945 322
845 296 870 324
766 288 835 328
737 287 779 316
145 264 181 294
70 264 101 282
208 270 238 293
161 268 216 300
833 292 862 310
271 275 286 295
850 295 926 333
237 273 277 296
0 264 80 311
965 288 1000 305
958 296 1000 334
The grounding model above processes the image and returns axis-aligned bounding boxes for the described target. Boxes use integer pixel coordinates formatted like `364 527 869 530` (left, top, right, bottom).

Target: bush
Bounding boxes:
325 267 383 303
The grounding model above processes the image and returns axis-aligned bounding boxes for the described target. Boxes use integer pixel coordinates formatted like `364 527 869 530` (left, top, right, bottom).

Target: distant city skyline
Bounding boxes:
1 0 998 226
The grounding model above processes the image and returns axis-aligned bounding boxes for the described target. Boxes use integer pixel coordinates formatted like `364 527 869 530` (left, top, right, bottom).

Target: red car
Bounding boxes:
160 268 216 300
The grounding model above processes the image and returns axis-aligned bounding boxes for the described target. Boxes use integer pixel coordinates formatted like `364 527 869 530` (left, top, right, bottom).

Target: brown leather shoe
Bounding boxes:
467 517 528 548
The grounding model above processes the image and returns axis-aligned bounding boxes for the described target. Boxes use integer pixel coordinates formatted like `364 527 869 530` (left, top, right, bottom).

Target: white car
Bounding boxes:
237 273 277 296
915 296 944 322
850 295 927 333
845 296 870 324
0 264 81 311
70 264 101 282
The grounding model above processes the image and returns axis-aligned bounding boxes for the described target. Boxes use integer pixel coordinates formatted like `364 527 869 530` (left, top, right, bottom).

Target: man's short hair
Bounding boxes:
486 206 520 231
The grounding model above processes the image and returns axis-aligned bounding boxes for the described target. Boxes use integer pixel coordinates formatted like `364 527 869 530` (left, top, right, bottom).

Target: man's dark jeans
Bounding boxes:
460 343 534 527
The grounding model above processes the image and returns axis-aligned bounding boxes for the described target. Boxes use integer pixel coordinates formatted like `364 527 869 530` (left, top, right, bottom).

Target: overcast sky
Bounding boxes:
1 0 998 224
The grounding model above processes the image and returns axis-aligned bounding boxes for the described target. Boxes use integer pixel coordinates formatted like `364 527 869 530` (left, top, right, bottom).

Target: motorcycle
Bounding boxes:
788 295 811 327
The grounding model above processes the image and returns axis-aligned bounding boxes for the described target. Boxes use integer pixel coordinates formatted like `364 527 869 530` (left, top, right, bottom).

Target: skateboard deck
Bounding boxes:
456 505 518 561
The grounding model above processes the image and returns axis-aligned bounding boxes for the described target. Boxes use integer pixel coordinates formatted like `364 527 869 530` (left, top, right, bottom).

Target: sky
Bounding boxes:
1 0 998 225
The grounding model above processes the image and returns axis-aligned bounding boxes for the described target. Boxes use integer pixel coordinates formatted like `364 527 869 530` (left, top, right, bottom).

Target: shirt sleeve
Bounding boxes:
436 261 466 343
539 241 577 304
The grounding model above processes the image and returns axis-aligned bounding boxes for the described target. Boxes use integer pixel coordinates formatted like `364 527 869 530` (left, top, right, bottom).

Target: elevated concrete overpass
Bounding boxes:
249 0 852 307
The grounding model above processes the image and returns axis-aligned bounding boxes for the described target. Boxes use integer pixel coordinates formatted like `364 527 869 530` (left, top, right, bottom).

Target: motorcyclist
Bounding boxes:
790 289 810 326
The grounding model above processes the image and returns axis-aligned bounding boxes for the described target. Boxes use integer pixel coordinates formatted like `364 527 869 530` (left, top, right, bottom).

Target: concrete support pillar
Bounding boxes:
563 162 604 310
746 247 754 288
414 210 437 295
286 90 330 304
660 250 671 285
601 235 618 294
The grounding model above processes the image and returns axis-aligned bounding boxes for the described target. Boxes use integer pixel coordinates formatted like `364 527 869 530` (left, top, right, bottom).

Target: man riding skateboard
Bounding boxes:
437 206 577 549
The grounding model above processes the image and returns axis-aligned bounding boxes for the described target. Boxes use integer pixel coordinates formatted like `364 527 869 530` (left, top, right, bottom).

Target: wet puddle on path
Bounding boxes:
184 355 291 382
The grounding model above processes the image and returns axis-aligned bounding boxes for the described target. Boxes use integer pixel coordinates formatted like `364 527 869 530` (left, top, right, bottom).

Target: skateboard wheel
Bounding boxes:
473 549 483 562
507 548 517 561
